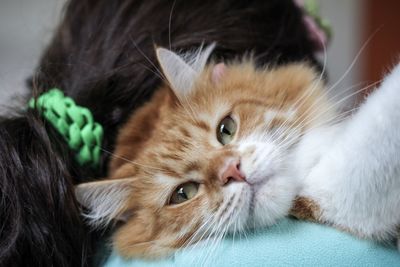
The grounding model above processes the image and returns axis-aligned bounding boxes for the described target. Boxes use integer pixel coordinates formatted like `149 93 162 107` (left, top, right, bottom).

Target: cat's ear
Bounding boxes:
211 63 227 84
75 178 133 227
156 43 215 98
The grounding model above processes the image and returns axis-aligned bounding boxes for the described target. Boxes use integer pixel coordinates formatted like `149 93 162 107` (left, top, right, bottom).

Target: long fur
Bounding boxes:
298 64 400 241
0 0 319 265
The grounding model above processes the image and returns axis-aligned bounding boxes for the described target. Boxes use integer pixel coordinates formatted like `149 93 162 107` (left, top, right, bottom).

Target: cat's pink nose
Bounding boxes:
220 160 246 185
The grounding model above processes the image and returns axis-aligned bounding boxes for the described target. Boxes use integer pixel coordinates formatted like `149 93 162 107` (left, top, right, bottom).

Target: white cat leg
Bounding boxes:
300 63 400 241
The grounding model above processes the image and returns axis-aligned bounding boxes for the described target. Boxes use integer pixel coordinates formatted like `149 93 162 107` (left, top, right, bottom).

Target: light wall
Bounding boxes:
319 0 363 106
0 0 65 112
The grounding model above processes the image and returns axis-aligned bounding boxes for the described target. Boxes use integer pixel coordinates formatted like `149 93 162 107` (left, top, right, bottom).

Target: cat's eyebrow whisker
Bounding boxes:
274 107 358 153
275 80 364 138
99 147 165 172
305 27 377 109
274 29 379 139
290 30 381 130
313 79 380 120
167 88 198 125
168 0 176 51
325 28 380 94
303 107 360 136
128 36 166 81
269 35 328 135
181 96 199 124
273 78 381 145
295 80 381 132
270 80 362 142
137 62 165 81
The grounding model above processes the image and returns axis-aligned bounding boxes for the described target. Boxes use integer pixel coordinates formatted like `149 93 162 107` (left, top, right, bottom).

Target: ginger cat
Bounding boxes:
76 44 400 258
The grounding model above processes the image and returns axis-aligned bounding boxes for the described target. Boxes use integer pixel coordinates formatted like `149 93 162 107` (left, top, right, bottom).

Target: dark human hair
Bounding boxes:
0 0 319 266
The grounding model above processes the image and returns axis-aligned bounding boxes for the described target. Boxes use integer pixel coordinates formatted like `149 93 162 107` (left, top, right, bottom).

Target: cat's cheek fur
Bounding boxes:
251 175 300 228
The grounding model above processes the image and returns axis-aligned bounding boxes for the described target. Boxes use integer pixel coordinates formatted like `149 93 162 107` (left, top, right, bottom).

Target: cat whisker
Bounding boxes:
202 217 231 267
267 34 328 138
271 79 381 148
189 218 221 266
168 0 176 51
325 28 381 94
186 192 242 265
295 80 381 133
180 214 220 262
128 36 166 82
290 29 380 129
272 28 379 141
181 214 215 249
99 147 166 172
137 62 165 81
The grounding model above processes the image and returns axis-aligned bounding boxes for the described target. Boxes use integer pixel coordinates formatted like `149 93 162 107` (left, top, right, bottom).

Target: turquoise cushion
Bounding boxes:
103 218 400 267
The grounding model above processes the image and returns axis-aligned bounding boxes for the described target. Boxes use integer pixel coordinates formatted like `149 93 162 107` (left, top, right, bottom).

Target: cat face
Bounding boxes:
76 44 333 258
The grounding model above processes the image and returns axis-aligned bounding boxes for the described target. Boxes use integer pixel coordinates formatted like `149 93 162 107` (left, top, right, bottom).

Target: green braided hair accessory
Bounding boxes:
29 89 103 168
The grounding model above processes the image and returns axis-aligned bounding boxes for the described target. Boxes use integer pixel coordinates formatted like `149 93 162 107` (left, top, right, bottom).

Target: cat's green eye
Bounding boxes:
217 116 237 145
169 182 199 205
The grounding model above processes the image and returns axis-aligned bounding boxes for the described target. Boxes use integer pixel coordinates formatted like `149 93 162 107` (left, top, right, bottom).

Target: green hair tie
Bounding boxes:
29 88 103 168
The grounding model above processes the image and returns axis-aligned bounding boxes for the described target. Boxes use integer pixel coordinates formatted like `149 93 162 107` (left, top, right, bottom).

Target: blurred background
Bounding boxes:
0 0 399 113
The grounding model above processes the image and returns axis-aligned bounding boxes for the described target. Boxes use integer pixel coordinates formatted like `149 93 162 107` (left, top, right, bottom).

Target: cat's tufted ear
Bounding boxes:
211 63 227 84
156 43 215 99
75 178 133 227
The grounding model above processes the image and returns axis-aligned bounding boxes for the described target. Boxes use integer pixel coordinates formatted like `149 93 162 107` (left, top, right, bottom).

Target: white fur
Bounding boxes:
236 133 300 228
297 64 400 241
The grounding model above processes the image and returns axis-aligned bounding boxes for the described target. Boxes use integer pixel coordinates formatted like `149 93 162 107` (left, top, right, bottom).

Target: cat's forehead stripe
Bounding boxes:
184 161 201 172
159 153 182 161
193 120 210 131
178 127 191 138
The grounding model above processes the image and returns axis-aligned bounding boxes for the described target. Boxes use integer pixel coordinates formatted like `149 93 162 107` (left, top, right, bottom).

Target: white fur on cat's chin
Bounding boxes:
250 174 299 227
221 172 298 232
221 182 252 232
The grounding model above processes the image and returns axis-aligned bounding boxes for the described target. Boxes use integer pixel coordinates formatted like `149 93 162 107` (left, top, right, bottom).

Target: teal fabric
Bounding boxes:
103 218 400 267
